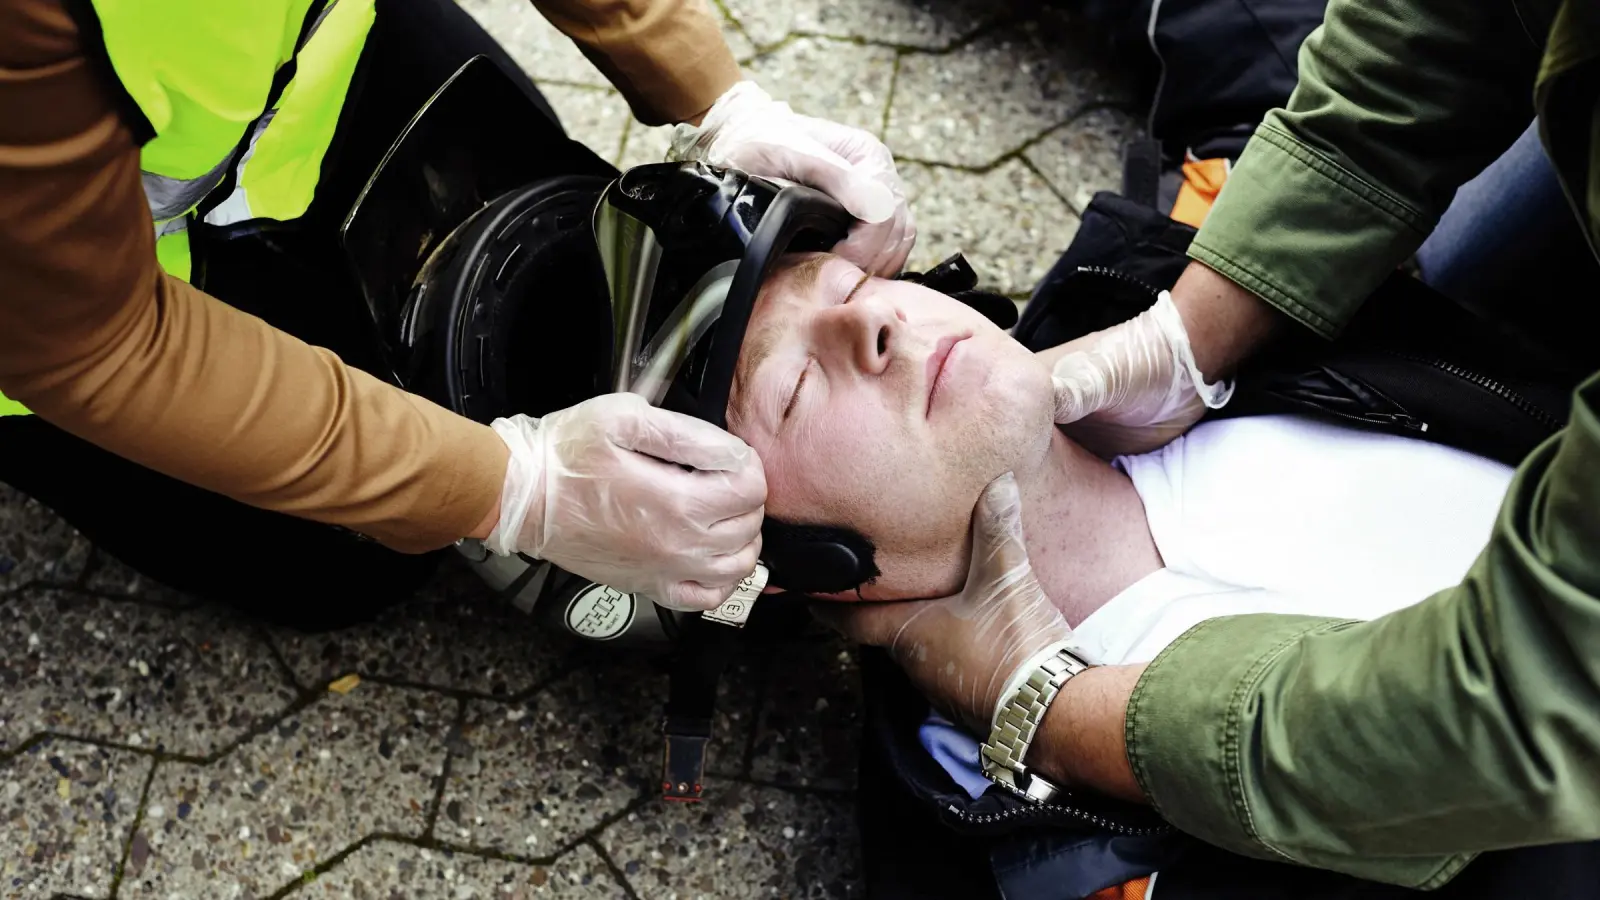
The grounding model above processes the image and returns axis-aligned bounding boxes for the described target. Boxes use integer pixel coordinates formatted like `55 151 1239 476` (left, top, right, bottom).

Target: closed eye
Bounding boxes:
782 361 811 421
842 273 869 304
782 274 869 422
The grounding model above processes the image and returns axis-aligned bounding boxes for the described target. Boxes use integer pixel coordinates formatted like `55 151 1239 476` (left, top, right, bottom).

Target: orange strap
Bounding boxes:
1169 155 1231 228
1085 874 1153 900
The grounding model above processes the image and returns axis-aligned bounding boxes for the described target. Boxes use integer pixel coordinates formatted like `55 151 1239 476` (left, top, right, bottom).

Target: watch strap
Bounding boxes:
979 644 1090 803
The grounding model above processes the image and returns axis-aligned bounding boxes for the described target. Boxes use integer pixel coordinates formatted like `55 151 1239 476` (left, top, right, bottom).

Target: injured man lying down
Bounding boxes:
725 251 1514 796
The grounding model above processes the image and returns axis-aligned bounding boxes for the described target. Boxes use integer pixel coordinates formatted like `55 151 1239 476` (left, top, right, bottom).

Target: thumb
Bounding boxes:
658 579 737 612
1052 373 1093 425
607 398 756 473
967 472 1031 585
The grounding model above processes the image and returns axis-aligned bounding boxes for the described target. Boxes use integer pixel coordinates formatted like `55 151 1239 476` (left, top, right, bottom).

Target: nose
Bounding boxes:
817 291 900 375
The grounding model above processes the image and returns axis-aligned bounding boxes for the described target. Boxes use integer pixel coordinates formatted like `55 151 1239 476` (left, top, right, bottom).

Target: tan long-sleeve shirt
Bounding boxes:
0 0 740 553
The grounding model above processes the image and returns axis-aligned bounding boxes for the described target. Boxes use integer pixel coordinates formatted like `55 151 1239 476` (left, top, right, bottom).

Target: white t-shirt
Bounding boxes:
920 414 1516 799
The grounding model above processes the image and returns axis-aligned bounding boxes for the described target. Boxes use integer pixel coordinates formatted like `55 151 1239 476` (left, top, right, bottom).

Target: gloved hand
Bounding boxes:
814 473 1074 734
668 80 916 277
1052 290 1233 458
485 393 766 612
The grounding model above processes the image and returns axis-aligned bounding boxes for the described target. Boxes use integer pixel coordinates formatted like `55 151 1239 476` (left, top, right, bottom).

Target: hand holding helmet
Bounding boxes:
484 393 766 612
668 80 916 277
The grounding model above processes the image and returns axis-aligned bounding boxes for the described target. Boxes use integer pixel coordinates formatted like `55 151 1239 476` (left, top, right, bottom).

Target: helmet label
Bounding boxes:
565 583 636 640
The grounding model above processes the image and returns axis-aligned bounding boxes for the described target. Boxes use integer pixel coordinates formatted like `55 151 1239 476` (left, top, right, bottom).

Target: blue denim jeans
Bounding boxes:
1414 121 1600 369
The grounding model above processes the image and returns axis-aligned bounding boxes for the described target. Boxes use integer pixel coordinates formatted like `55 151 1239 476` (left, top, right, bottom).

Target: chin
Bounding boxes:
974 358 1056 471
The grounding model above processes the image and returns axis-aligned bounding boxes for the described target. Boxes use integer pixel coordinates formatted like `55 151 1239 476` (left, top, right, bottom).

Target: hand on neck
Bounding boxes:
1011 428 1164 626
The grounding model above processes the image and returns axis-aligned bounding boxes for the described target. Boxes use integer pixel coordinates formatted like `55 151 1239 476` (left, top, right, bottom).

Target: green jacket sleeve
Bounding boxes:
1189 0 1543 337
1126 372 1600 888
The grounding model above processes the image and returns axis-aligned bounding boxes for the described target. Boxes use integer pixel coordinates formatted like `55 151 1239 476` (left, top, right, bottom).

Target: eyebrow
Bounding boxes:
732 255 833 401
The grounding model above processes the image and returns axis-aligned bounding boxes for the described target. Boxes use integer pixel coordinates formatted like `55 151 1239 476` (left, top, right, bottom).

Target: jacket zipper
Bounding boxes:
1382 351 1564 432
1342 408 1429 434
1076 265 1163 299
942 799 1172 837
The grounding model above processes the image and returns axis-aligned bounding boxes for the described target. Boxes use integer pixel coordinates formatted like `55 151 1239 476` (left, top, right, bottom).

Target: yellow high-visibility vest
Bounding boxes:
1 0 376 418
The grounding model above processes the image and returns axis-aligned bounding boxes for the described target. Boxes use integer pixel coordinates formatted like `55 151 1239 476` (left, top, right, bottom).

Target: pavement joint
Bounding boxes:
879 51 904 141
105 754 160 899
735 15 1024 58
895 96 1142 179
423 697 471 837
584 836 645 900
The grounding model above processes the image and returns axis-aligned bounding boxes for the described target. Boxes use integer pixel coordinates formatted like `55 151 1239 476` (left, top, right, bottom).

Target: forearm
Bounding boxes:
2 269 509 554
1168 261 1284 381
531 0 739 126
1031 663 1147 804
1189 0 1540 339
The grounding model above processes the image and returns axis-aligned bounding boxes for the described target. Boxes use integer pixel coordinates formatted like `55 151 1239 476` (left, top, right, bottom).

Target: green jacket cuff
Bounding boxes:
1125 613 1474 888
1188 122 1433 339
1125 614 1351 856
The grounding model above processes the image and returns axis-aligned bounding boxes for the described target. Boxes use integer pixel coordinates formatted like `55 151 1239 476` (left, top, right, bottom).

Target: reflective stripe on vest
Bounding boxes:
97 0 374 258
1 0 375 420
205 0 374 226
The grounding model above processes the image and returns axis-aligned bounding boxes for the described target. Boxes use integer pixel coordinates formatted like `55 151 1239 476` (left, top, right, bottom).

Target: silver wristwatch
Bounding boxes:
979 645 1092 803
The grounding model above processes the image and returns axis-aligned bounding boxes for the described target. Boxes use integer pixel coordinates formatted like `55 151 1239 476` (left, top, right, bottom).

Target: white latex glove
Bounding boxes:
668 80 916 277
1051 291 1234 458
815 473 1075 734
485 393 766 612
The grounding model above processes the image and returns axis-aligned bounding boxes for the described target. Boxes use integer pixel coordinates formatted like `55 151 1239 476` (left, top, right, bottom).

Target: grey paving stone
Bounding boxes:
434 659 666 854
617 122 678 172
542 85 632 166
0 737 150 900
77 552 195 610
0 591 297 757
884 15 1127 168
0 487 91 595
120 685 453 900
433 648 755 854
458 0 753 89
745 38 897 136
722 0 1001 50
456 0 609 88
901 159 1079 295
748 640 859 791
267 560 586 698
1024 106 1145 214
289 840 627 900
601 782 861 900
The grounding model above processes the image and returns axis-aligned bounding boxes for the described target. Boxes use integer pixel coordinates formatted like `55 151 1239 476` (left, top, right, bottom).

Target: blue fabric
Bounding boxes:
1415 119 1597 307
918 711 992 801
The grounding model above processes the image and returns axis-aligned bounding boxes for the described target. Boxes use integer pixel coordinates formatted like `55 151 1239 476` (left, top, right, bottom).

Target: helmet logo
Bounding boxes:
565 583 637 640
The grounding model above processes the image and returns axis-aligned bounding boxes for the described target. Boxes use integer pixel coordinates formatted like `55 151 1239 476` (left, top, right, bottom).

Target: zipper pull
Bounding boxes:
1359 410 1429 433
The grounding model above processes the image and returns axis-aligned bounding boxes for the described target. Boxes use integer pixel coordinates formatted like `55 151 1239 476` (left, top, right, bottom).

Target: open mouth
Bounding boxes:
925 334 969 416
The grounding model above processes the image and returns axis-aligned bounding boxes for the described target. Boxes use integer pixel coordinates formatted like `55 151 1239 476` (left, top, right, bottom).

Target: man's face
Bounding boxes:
727 253 1055 600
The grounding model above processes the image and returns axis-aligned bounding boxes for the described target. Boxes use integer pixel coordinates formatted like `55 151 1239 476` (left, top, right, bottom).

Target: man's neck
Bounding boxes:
1013 430 1163 626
